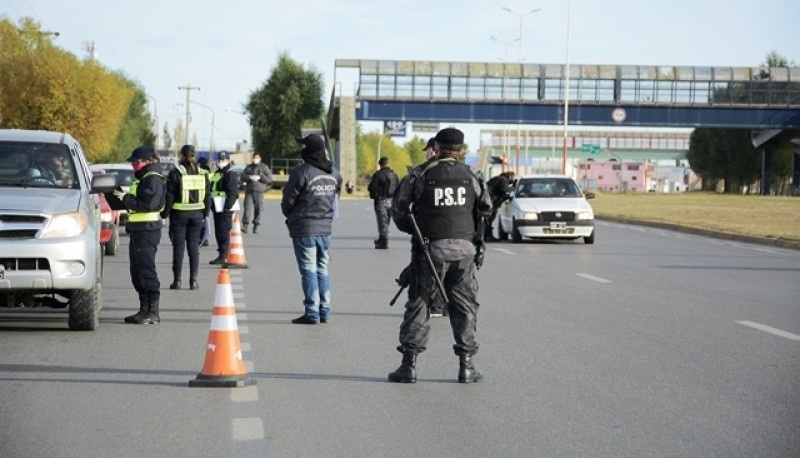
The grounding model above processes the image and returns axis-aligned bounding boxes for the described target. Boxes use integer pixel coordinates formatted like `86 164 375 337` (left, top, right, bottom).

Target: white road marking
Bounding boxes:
238 312 248 321
240 342 251 352
230 385 259 403
239 325 249 335
736 321 800 341
494 248 516 255
232 418 264 441
576 273 612 284
245 360 255 372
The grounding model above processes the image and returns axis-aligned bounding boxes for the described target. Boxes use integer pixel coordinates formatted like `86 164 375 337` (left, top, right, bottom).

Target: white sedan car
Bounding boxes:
497 175 596 244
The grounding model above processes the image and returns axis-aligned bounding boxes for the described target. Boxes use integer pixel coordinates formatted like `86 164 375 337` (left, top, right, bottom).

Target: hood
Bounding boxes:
512 196 593 214
0 188 82 214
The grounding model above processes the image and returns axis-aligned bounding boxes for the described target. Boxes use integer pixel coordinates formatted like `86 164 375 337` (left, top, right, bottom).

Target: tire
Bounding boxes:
105 226 119 256
511 218 523 243
584 229 595 244
68 254 102 330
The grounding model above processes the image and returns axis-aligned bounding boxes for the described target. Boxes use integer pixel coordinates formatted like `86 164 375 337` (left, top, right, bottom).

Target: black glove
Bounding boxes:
474 242 486 270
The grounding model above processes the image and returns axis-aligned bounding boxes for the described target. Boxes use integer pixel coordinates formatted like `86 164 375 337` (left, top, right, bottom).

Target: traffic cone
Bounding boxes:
189 268 255 388
225 213 248 269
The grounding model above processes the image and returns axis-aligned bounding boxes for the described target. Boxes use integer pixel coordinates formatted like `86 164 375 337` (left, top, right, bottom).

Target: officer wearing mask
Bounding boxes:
389 128 492 383
240 151 272 234
161 145 210 290
209 151 240 265
110 146 166 324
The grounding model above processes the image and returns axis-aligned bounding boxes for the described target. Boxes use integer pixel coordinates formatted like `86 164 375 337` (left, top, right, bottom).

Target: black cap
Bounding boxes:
217 150 231 160
180 144 195 156
422 137 436 151
296 134 325 151
434 128 464 148
126 146 156 162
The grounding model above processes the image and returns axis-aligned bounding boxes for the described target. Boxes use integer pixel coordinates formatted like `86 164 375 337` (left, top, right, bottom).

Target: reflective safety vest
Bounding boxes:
128 171 165 223
172 165 206 211
209 169 227 197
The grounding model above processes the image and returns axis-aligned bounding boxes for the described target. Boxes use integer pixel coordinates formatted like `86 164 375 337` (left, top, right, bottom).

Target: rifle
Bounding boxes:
409 212 449 304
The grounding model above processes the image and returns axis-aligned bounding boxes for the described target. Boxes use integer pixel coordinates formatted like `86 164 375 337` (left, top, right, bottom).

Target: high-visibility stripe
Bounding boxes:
210 315 239 331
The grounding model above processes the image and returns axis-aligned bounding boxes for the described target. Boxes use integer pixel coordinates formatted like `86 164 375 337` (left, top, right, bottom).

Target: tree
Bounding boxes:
246 52 324 163
104 77 156 162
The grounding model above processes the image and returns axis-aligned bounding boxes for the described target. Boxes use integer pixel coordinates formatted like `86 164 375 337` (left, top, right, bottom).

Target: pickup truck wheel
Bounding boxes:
584 230 595 244
68 255 102 330
511 218 523 243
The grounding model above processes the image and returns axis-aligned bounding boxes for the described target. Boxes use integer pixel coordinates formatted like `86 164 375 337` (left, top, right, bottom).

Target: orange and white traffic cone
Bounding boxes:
189 268 255 388
225 213 248 269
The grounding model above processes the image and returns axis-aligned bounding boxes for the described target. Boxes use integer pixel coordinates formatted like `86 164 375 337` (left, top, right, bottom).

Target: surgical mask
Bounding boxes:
253 158 261 164
218 160 229 168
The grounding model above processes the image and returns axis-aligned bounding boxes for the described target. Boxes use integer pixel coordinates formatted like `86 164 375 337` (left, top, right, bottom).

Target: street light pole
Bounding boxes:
502 6 541 61
491 34 519 170
145 95 159 150
178 85 200 145
561 0 572 175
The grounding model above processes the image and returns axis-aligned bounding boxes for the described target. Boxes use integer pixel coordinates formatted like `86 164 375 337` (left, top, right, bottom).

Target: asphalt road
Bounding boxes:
1 199 798 457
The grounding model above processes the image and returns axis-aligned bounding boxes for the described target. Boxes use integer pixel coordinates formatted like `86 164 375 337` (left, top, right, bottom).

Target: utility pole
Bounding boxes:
177 85 200 145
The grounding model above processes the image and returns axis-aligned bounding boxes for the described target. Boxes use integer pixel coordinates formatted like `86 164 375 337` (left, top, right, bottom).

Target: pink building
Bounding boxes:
578 160 647 192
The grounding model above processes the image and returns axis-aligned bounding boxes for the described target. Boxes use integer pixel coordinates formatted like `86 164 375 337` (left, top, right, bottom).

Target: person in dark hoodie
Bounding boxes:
281 134 342 325
110 146 166 324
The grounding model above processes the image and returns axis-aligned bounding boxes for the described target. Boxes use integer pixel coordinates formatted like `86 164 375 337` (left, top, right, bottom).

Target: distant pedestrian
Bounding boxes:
162 145 210 290
368 156 399 249
281 134 342 324
209 151 240 265
110 146 166 324
240 151 272 234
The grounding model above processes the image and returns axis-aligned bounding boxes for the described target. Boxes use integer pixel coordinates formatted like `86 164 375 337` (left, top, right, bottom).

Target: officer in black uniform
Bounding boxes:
111 146 166 324
162 145 210 290
389 128 492 383
208 151 240 265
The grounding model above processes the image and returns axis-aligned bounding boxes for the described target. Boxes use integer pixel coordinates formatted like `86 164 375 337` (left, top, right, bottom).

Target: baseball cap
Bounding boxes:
126 146 156 162
217 151 231 160
422 137 436 151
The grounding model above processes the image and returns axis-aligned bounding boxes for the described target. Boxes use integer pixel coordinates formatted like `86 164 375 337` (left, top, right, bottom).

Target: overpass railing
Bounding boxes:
334 59 800 107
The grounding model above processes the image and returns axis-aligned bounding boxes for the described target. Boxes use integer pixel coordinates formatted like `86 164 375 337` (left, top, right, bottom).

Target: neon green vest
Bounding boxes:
128 171 165 223
172 165 206 211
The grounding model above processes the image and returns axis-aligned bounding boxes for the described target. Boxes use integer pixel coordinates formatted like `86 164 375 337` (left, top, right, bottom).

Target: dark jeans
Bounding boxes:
168 214 203 276
129 229 161 301
213 211 233 255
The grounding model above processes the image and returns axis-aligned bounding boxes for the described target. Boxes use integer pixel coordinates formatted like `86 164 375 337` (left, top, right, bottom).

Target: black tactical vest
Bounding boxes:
414 161 476 241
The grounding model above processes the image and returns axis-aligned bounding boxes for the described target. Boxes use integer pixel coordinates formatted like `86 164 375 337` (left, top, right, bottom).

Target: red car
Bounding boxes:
93 172 122 256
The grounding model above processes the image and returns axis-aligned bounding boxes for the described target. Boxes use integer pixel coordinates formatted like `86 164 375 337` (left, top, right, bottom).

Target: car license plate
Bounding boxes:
550 222 567 229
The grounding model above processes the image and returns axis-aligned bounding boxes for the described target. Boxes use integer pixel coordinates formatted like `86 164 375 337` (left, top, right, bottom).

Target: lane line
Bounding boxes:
736 321 800 341
576 273 612 284
494 248 516 255
231 385 259 403
231 418 264 441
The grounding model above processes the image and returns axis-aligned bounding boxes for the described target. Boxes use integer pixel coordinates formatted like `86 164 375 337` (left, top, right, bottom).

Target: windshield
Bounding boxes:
515 178 582 198
0 141 78 189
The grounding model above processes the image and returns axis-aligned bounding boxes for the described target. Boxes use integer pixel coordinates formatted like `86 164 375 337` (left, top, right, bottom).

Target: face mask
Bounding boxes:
132 161 146 172
253 158 261 164
218 160 229 168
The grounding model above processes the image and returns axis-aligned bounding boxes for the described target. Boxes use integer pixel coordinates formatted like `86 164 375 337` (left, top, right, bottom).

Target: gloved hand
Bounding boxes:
112 188 127 201
474 242 486 270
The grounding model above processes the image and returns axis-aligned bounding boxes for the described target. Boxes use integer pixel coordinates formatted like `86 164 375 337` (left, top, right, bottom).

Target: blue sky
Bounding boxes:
2 0 798 151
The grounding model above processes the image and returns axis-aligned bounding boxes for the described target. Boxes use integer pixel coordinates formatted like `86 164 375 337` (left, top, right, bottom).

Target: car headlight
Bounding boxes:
42 212 88 238
521 212 539 221
576 211 594 221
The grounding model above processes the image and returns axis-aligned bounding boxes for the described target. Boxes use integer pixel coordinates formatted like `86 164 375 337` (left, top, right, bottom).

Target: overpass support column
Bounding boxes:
338 96 357 188
760 147 772 196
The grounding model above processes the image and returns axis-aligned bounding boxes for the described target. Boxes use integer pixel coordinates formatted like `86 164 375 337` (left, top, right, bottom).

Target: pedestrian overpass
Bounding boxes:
327 59 800 194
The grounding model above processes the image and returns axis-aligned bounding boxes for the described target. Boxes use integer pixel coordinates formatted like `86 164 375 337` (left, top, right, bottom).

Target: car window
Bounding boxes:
0 142 77 189
515 178 581 198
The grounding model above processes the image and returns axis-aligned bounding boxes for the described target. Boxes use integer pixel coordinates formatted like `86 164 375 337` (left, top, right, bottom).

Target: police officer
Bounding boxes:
367 156 399 249
209 151 240 265
485 171 515 241
111 146 167 324
162 145 210 289
389 128 492 383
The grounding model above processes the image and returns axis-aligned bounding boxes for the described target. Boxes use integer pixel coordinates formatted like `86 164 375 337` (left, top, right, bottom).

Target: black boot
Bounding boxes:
374 237 388 249
241 223 248 233
458 354 482 383
124 298 149 324
252 224 259 234
169 272 181 290
146 298 160 324
209 253 226 265
189 273 199 290
388 352 417 383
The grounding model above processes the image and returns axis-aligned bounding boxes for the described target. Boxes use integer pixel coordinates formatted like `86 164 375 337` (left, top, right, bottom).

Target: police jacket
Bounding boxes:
209 164 240 212
487 173 514 205
368 167 400 200
122 163 166 232
242 162 272 194
280 162 342 238
162 163 210 219
392 157 491 242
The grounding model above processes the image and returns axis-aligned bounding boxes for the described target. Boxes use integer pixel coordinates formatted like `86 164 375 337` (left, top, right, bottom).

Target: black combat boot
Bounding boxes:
209 253 226 265
252 224 259 234
189 273 199 290
146 298 160 324
374 237 388 249
241 223 248 234
458 354 482 383
169 272 181 290
388 352 417 383
124 298 149 324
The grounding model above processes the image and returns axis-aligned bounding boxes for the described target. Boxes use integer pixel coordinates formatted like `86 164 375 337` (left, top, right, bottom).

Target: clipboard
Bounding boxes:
213 196 240 212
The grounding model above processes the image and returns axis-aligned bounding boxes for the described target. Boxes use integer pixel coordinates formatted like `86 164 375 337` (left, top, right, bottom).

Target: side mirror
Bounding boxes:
584 192 596 200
